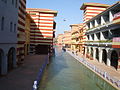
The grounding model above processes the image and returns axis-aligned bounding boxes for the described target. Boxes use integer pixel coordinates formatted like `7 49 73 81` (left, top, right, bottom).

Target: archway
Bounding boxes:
0 49 4 75
83 47 85 55
102 49 107 64
111 50 118 69
96 48 99 61
35 44 49 54
91 48 93 57
8 47 15 71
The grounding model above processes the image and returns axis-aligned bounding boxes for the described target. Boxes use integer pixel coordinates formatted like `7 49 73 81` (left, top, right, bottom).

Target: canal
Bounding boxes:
39 47 117 90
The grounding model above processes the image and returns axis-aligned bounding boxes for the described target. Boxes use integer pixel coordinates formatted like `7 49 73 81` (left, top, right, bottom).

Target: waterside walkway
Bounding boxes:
0 55 48 90
67 50 120 89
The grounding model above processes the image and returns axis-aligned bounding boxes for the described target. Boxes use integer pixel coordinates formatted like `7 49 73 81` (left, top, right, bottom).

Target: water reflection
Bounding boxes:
39 47 116 90
82 63 116 90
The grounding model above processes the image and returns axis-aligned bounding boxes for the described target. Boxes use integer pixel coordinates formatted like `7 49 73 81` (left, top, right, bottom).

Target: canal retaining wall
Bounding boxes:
32 56 49 90
67 50 120 89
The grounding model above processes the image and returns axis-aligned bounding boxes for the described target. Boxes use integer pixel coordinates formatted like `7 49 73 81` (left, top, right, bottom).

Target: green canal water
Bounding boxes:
39 48 117 90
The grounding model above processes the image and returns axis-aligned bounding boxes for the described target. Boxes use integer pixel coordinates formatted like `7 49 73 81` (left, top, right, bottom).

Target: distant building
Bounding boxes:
0 0 19 75
57 34 64 45
62 31 71 49
70 24 80 53
17 0 26 64
77 23 84 54
85 2 120 70
26 8 57 55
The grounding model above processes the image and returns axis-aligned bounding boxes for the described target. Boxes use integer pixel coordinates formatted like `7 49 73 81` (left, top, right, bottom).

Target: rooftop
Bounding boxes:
86 1 120 24
27 8 58 16
80 2 110 10
70 23 82 27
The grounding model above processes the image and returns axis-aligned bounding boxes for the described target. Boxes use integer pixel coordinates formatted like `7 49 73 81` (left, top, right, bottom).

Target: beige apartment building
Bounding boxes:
62 31 71 49
57 34 64 45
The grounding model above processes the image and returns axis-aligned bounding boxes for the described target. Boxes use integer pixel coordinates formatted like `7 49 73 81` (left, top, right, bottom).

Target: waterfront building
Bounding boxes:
85 2 120 70
25 13 32 55
26 8 57 55
57 34 64 45
70 24 81 53
80 3 110 55
0 0 19 75
62 31 71 50
78 23 84 54
17 0 26 64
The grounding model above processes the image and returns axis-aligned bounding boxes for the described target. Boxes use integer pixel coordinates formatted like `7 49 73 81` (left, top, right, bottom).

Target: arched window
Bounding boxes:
14 24 16 32
15 0 17 8
10 22 13 32
5 0 7 3
1 17 4 31
12 0 14 5
1 0 7 3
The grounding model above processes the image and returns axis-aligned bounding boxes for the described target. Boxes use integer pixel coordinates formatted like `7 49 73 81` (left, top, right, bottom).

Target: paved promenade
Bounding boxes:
86 57 120 79
76 52 120 88
66 50 120 88
0 55 48 90
77 54 120 80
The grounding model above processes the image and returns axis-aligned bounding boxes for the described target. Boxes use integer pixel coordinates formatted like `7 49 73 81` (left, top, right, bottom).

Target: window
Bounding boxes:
12 0 14 5
10 22 13 32
5 0 7 3
15 0 17 8
14 24 16 32
1 0 7 3
1 17 4 31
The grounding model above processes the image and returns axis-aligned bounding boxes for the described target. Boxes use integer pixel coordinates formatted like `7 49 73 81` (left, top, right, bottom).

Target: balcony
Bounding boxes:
72 34 79 39
71 40 76 44
85 40 112 47
86 22 112 33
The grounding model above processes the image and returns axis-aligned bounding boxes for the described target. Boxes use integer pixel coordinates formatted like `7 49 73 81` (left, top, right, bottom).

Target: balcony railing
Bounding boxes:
85 40 112 46
87 21 111 32
72 34 79 39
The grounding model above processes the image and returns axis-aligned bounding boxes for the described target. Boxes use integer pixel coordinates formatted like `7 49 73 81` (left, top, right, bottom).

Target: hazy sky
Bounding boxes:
27 0 119 36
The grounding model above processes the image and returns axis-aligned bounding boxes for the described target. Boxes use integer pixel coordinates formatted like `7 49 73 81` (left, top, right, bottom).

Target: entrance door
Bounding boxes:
0 50 3 74
102 49 107 64
8 48 15 71
111 50 118 69
96 48 99 61
35 45 49 54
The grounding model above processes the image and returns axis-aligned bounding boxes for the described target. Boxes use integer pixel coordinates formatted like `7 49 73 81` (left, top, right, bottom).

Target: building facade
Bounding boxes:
0 0 19 75
17 0 26 64
57 34 64 45
85 2 120 70
62 31 71 49
25 13 32 55
26 8 57 55
80 3 110 55
70 24 80 53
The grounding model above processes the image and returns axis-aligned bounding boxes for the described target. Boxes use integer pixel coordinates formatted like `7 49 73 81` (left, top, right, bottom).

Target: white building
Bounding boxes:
0 0 18 75
85 2 120 70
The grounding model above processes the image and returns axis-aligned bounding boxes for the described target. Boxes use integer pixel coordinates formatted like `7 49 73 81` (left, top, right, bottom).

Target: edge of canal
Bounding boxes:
32 55 49 90
67 50 120 90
